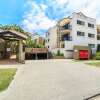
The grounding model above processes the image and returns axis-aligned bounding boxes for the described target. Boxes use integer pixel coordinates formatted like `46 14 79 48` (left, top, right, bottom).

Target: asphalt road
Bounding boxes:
0 59 100 100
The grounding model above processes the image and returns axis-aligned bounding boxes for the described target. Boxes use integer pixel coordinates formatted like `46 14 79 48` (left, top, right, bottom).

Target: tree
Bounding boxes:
26 37 36 48
0 24 30 36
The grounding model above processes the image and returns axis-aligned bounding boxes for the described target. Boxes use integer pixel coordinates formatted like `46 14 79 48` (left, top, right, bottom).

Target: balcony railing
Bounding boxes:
59 25 72 34
61 36 72 41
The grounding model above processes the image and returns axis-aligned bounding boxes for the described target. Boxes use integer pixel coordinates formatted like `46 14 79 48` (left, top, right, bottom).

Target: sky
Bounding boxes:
0 0 100 36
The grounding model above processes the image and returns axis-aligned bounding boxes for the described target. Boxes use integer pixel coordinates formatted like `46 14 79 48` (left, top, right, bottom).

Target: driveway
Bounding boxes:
0 59 100 100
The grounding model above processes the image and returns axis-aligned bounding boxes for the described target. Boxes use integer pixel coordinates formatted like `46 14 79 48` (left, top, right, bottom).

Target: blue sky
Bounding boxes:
0 0 100 36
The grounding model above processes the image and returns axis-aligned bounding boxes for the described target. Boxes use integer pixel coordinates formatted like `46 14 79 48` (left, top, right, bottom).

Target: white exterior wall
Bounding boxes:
50 48 73 58
46 12 99 58
70 12 97 54
45 26 57 51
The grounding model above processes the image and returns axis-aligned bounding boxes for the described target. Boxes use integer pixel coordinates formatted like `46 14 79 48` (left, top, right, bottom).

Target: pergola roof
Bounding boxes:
0 29 28 41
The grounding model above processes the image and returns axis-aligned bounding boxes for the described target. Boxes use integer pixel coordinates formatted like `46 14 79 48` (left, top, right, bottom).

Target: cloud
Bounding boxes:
22 0 100 35
22 1 56 34
80 0 100 23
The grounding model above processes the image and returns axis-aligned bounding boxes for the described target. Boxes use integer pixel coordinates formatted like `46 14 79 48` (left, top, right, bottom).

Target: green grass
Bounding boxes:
87 62 100 67
0 68 17 92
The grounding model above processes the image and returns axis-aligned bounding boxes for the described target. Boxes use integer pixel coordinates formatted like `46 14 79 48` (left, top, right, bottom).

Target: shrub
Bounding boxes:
94 52 100 60
56 50 64 56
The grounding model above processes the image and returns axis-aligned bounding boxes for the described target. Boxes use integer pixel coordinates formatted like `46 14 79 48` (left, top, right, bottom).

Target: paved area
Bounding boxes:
0 59 100 100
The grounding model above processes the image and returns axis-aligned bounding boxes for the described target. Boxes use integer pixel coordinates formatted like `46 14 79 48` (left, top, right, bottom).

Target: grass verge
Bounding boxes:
0 68 17 92
87 62 100 67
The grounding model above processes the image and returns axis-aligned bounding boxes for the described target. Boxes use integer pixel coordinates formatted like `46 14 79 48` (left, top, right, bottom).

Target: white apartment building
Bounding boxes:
45 12 100 59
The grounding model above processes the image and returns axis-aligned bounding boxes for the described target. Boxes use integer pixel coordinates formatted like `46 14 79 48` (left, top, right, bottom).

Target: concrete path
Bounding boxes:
0 59 100 100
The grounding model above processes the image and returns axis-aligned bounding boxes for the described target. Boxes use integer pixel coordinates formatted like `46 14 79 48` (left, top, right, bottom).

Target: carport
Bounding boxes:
25 48 48 60
0 30 28 63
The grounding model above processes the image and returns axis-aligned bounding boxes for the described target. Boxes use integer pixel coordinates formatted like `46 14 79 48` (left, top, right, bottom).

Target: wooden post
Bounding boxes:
18 40 25 63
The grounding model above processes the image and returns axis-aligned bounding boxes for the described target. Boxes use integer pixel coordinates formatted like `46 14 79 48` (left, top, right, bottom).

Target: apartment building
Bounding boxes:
45 12 100 59
97 25 100 51
32 33 45 46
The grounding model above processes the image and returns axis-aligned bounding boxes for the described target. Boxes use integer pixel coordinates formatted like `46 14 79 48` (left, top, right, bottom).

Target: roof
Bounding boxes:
0 30 28 40
58 18 71 26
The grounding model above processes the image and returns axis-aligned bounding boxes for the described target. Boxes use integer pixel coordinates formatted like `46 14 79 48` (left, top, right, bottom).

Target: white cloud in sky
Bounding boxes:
22 1 56 33
22 0 100 35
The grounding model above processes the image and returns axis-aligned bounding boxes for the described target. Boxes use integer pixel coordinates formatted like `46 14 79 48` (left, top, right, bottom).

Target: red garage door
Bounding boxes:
79 50 89 59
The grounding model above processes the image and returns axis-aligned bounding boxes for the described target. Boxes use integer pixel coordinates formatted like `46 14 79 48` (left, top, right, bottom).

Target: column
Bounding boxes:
18 40 25 63
47 52 49 59
35 53 38 60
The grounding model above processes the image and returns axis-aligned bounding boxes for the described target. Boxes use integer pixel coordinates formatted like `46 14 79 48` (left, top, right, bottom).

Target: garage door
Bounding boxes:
79 50 89 59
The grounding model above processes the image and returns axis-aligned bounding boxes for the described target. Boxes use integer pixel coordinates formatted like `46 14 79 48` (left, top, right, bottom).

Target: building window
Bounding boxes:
48 39 50 42
88 44 95 48
48 46 49 48
88 23 94 28
88 33 95 38
61 43 65 48
45 40 47 43
46 32 50 37
97 44 100 51
77 31 85 36
62 24 70 29
97 36 100 40
77 20 85 25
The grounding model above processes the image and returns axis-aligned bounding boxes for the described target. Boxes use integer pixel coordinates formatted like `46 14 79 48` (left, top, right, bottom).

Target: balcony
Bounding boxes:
59 18 71 26
60 24 71 35
61 34 72 41
60 34 73 50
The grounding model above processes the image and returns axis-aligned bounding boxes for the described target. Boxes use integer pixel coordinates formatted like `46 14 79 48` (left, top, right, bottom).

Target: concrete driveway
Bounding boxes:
0 59 100 100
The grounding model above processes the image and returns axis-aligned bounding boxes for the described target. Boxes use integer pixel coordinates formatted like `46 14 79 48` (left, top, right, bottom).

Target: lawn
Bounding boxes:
87 62 100 67
0 68 17 92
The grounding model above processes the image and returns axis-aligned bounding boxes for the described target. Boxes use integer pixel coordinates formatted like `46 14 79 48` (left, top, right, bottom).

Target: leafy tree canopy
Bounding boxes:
0 24 30 36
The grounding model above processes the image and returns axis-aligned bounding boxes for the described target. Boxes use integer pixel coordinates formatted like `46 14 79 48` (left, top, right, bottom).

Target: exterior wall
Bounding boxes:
71 12 97 54
45 26 57 51
33 34 45 45
64 41 73 50
50 48 73 59
46 12 99 59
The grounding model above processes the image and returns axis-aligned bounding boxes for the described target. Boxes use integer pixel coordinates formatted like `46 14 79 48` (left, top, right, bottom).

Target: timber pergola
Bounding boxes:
0 29 28 63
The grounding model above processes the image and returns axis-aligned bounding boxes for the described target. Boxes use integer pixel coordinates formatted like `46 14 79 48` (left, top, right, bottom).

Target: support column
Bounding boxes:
18 40 25 63
35 53 38 60
47 52 49 59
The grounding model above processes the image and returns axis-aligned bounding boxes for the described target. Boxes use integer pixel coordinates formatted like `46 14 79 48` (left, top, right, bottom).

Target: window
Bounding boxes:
77 31 85 36
48 46 49 48
88 23 94 28
97 44 100 51
61 43 65 48
48 39 50 42
45 40 47 43
88 33 95 38
62 24 70 29
46 32 50 37
77 20 85 25
97 36 100 40
88 44 95 48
